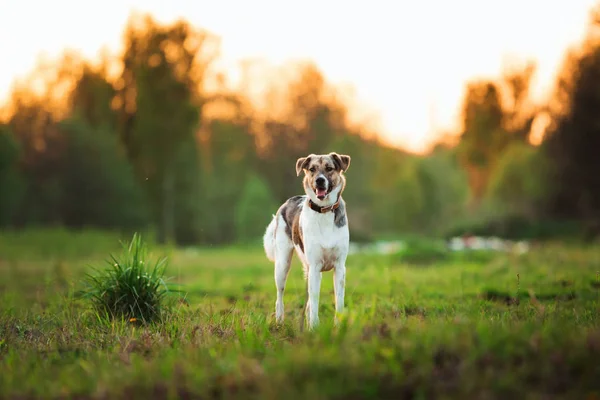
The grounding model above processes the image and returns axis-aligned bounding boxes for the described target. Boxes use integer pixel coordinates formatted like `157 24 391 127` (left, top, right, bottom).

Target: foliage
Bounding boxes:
368 147 420 233
2 8 600 243
0 12 480 242
543 9 600 237
116 14 217 244
457 62 537 208
0 125 25 226
457 81 506 205
69 63 118 130
0 125 19 171
59 117 149 230
198 120 259 244
171 135 204 245
234 173 277 241
486 142 550 218
78 233 178 323
415 146 470 233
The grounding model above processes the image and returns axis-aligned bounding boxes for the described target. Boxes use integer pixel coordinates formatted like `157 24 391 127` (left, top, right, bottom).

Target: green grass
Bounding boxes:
1 230 600 399
78 233 180 324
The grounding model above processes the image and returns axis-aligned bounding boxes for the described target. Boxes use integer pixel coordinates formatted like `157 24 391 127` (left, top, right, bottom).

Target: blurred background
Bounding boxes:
1 0 599 247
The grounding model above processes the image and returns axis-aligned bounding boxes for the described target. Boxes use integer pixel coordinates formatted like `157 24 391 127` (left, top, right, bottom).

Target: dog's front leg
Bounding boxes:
307 263 323 330
333 262 346 324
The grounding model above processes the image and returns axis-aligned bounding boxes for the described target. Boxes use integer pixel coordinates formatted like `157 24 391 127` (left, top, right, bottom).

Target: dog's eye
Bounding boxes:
326 166 334 172
309 167 316 173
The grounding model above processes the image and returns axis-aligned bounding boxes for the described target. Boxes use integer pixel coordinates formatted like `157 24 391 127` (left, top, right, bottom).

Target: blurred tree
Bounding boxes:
58 117 149 230
457 81 505 207
0 126 19 173
458 61 537 209
198 119 258 243
501 61 538 143
258 119 300 201
0 125 25 226
0 12 497 242
4 53 88 226
284 63 346 152
234 173 276 241
171 134 203 245
69 62 117 130
115 14 219 244
416 145 470 233
392 159 425 232
543 5 600 237
369 146 423 233
486 141 550 219
7 96 65 226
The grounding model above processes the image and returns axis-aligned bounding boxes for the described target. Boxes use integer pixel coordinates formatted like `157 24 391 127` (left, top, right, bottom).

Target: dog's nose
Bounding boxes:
316 177 326 186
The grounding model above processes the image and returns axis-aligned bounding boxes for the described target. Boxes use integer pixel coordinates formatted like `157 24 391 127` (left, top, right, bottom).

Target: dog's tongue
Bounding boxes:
316 188 327 199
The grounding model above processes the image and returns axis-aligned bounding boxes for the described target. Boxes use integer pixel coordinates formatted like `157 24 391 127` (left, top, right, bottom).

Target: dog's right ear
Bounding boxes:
330 152 351 172
296 156 312 176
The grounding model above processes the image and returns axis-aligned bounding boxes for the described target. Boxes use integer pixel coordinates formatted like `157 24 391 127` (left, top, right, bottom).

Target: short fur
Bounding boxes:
263 152 351 330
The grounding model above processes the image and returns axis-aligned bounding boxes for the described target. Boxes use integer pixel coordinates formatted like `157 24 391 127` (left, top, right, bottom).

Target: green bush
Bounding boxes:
79 233 180 323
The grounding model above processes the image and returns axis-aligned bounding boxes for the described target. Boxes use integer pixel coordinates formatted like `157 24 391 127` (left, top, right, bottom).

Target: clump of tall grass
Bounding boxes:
79 233 179 323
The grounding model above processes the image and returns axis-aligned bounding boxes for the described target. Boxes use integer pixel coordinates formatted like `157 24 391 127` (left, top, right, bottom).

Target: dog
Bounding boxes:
263 152 351 330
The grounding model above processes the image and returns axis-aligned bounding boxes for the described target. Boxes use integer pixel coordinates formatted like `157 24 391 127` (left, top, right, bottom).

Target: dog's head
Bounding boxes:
296 152 351 203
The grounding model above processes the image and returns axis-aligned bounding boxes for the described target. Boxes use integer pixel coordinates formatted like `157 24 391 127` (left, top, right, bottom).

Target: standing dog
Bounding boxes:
263 152 351 330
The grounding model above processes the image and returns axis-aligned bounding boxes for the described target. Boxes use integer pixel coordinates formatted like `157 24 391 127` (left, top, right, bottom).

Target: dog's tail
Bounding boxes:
263 215 277 262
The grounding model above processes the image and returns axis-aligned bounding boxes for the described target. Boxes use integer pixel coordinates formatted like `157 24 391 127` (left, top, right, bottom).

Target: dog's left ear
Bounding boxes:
330 152 351 172
296 155 312 176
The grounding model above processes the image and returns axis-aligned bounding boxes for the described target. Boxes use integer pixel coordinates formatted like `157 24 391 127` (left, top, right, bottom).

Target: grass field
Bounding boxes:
1 230 600 399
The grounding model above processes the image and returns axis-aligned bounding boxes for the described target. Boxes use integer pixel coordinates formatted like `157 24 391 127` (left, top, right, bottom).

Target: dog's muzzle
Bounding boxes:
315 175 328 200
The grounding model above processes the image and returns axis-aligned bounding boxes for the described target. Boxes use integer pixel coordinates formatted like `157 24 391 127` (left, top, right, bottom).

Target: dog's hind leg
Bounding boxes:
274 249 292 323
274 217 293 324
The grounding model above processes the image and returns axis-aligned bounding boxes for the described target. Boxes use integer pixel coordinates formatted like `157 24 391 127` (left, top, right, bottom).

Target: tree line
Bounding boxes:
1 8 600 244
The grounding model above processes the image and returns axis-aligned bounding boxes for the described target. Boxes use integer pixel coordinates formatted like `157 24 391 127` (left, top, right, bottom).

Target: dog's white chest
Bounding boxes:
300 206 349 271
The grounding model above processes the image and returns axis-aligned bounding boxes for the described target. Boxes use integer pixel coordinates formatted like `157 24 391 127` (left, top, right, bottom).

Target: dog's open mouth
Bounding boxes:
315 187 327 200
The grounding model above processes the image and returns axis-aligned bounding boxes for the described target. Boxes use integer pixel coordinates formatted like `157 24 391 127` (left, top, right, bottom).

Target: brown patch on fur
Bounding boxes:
291 212 304 253
279 195 303 241
320 248 338 272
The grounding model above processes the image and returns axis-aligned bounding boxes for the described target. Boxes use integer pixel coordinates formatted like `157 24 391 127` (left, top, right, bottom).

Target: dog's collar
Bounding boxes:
308 198 340 213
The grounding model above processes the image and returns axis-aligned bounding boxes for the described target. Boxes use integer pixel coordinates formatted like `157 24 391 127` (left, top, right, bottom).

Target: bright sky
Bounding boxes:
0 0 596 152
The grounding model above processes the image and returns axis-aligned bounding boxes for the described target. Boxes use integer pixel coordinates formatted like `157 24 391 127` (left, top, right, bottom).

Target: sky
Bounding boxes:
0 0 597 153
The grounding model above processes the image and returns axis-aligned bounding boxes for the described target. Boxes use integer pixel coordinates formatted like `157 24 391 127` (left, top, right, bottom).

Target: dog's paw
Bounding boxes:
334 310 349 327
268 318 288 333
